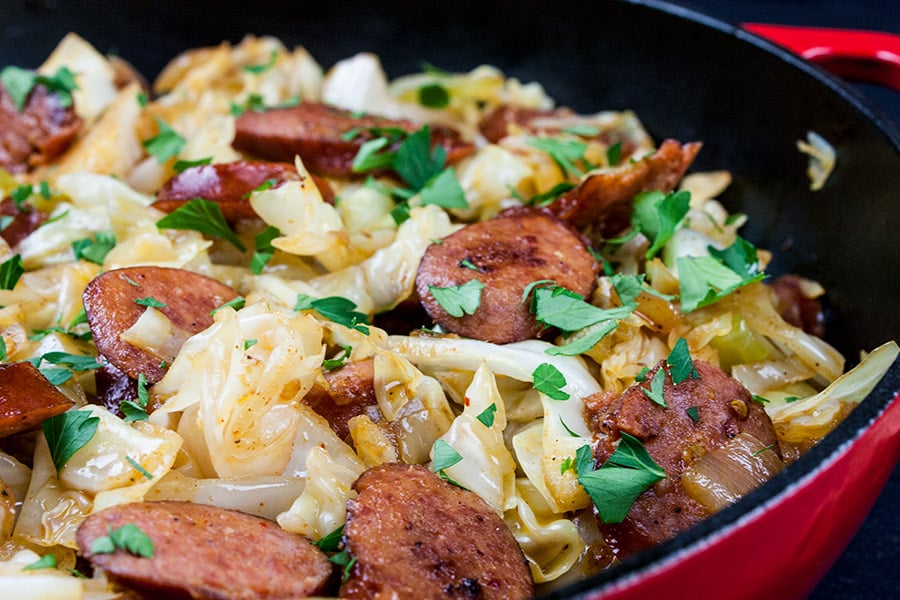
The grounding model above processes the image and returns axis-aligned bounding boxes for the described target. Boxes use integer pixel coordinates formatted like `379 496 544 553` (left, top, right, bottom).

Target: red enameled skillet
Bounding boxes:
1 0 898 598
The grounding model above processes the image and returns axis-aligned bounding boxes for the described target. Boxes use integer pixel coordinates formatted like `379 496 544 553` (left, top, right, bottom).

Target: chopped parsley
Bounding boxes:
315 524 344 552
121 373 150 423
418 83 450 109
631 190 691 260
575 432 665 524
134 296 167 308
156 198 247 251
142 118 186 163
22 554 57 571
527 137 591 177
72 231 116 265
667 338 699 383
210 296 246 316
294 294 370 334
475 403 497 428
686 406 700 423
125 456 153 480
428 279 484 318
41 409 100 473
250 225 281 274
322 345 352 371
642 368 667 408
172 156 213 173
329 548 357 583
243 50 278 74
0 65 78 112
531 362 570 400
606 141 623 165
562 124 601 137
0 254 24 290
432 439 464 487
677 237 766 313
90 523 154 559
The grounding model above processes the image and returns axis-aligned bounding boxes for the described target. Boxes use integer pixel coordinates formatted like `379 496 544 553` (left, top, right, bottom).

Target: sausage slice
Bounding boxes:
546 139 702 242
302 358 380 441
415 209 599 344
584 360 779 556
82 266 240 383
0 196 48 248
152 160 335 220
0 78 82 174
340 463 533 600
232 102 474 178
0 361 74 437
76 500 331 600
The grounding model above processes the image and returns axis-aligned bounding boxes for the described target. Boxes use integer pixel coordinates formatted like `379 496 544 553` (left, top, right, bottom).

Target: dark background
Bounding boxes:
0 1 897 598
674 4 899 598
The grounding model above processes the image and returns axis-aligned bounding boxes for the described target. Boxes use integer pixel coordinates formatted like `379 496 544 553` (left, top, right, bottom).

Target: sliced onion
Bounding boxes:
681 432 784 513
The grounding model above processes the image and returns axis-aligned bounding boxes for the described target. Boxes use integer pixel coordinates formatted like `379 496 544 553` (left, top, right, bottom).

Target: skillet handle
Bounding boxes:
743 23 900 93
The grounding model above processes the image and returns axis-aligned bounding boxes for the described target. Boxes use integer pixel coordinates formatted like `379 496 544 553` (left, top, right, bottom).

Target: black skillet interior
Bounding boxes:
2 0 899 596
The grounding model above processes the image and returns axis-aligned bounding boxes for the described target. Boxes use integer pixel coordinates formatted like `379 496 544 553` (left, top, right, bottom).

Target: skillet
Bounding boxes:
1 0 898 598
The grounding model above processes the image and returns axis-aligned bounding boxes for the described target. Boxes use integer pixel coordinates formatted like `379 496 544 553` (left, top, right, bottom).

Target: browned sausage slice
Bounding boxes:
0 361 74 437
415 209 599 344
0 197 48 248
302 358 379 441
0 79 82 174
152 160 335 220
584 360 779 557
340 463 533 600
546 139 702 242
76 500 331 600
82 266 240 383
232 102 474 178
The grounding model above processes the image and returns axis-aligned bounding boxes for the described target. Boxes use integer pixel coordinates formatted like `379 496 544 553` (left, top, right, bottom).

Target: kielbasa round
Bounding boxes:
0 361 74 438
152 160 335 219
585 359 779 556
232 102 474 178
0 78 81 174
82 266 240 383
340 463 533 600
415 208 599 344
76 500 331 600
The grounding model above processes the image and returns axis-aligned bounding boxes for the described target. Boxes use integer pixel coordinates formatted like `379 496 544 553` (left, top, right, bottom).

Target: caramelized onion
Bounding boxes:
681 432 784 513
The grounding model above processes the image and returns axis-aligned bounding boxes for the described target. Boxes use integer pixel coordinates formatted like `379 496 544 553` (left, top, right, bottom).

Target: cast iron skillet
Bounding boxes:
2 0 899 597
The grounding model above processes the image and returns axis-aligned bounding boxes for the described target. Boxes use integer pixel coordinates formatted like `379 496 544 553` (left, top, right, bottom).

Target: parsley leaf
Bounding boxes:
532 362 570 400
475 403 497 428
394 126 444 190
352 137 394 173
528 137 590 177
322 345 352 371
72 231 116 265
524 182 576 207
419 167 467 209
686 406 700 423
243 50 278 74
428 279 484 318
667 338 699 383
642 368 667 407
40 351 104 371
120 401 149 422
562 124 601 137
531 286 634 333
677 254 765 313
315 525 344 552
606 141 623 165
0 66 78 112
329 548 357 583
135 296 166 308
294 294 370 334
250 225 281 274
91 523 154 558
172 156 213 173
708 236 760 279
210 296 245 316
631 190 691 259
142 118 186 163
576 432 665 524
156 198 247 251
41 409 100 473
0 254 24 290
418 83 450 108
125 456 153 479
22 553 57 571
433 439 463 472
